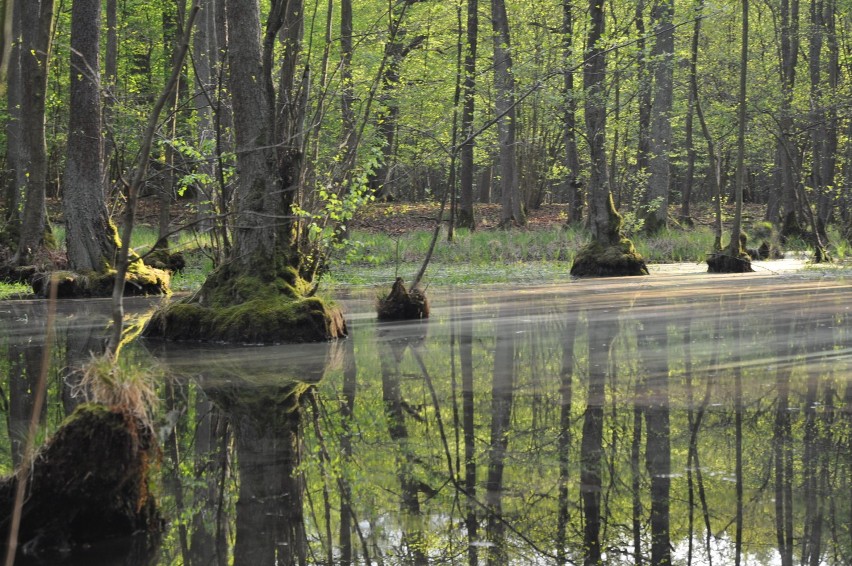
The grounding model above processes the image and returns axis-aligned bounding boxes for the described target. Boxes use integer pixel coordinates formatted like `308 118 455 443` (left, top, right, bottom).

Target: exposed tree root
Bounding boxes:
377 278 430 320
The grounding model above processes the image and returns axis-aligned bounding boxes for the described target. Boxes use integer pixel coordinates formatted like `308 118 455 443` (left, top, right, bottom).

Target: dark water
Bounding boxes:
1 266 850 565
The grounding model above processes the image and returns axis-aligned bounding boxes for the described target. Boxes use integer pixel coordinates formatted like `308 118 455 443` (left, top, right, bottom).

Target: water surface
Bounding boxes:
1 266 850 565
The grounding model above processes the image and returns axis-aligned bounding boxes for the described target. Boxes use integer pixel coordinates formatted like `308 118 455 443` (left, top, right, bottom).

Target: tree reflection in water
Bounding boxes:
1 277 850 565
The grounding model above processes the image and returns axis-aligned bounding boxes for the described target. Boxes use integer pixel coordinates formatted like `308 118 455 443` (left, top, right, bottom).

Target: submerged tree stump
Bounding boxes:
707 234 754 273
143 262 346 343
0 404 162 562
570 239 649 277
377 278 430 320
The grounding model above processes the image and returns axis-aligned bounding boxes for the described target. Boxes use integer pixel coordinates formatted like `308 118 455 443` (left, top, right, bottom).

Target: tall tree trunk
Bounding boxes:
226 0 290 269
708 0 752 272
63 0 117 273
680 0 705 224
635 0 651 174
3 0 23 226
562 0 583 224
571 0 647 276
12 0 54 264
491 0 524 226
103 0 117 194
776 0 801 236
457 0 478 230
643 0 674 234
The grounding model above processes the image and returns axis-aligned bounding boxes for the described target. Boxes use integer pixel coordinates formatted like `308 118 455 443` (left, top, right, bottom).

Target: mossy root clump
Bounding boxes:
30 260 170 298
706 250 754 272
144 263 346 344
707 234 754 273
377 277 430 320
570 239 649 277
0 404 162 562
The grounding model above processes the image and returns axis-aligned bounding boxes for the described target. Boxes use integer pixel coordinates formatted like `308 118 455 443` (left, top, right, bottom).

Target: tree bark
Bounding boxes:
562 0 583 224
457 0 478 230
62 0 117 273
643 0 674 234
12 0 54 264
491 0 524 226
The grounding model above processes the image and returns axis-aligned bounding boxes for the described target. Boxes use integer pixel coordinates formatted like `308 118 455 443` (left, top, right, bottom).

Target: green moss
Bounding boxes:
31 265 170 298
145 266 346 343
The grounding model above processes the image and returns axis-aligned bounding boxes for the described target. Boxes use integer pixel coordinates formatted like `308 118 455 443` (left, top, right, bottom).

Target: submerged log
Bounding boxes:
0 404 162 563
377 278 430 320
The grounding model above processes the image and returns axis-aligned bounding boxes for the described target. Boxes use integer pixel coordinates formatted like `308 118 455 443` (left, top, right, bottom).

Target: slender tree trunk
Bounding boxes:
63 0 117 273
491 0 524 227
103 0 117 194
457 0 478 230
635 0 651 174
4 0 23 226
777 0 801 236
338 336 357 566
680 0 705 224
563 0 583 223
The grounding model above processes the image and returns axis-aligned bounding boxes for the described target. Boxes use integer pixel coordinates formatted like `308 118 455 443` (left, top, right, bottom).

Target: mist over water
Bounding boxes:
2 266 850 564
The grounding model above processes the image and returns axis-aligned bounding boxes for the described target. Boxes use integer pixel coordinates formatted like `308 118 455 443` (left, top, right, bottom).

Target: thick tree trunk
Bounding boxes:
62 0 117 273
226 0 288 269
12 0 54 264
643 0 674 234
491 0 524 227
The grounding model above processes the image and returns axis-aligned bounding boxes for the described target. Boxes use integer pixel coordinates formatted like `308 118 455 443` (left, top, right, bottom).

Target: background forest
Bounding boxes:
0 0 850 282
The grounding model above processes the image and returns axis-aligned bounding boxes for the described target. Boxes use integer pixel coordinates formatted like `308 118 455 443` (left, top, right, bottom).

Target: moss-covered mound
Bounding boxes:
0 404 162 562
377 277 430 320
30 260 170 298
144 264 346 344
706 250 754 273
707 234 755 273
570 239 649 277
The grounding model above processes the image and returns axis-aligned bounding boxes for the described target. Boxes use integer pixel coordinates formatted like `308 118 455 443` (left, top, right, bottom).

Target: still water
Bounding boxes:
1 265 850 565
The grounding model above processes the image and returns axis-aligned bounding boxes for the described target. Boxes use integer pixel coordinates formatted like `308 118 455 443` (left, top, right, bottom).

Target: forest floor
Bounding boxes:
345 201 764 234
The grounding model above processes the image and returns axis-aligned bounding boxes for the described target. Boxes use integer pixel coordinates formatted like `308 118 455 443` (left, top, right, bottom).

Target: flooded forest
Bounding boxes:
1 0 851 563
